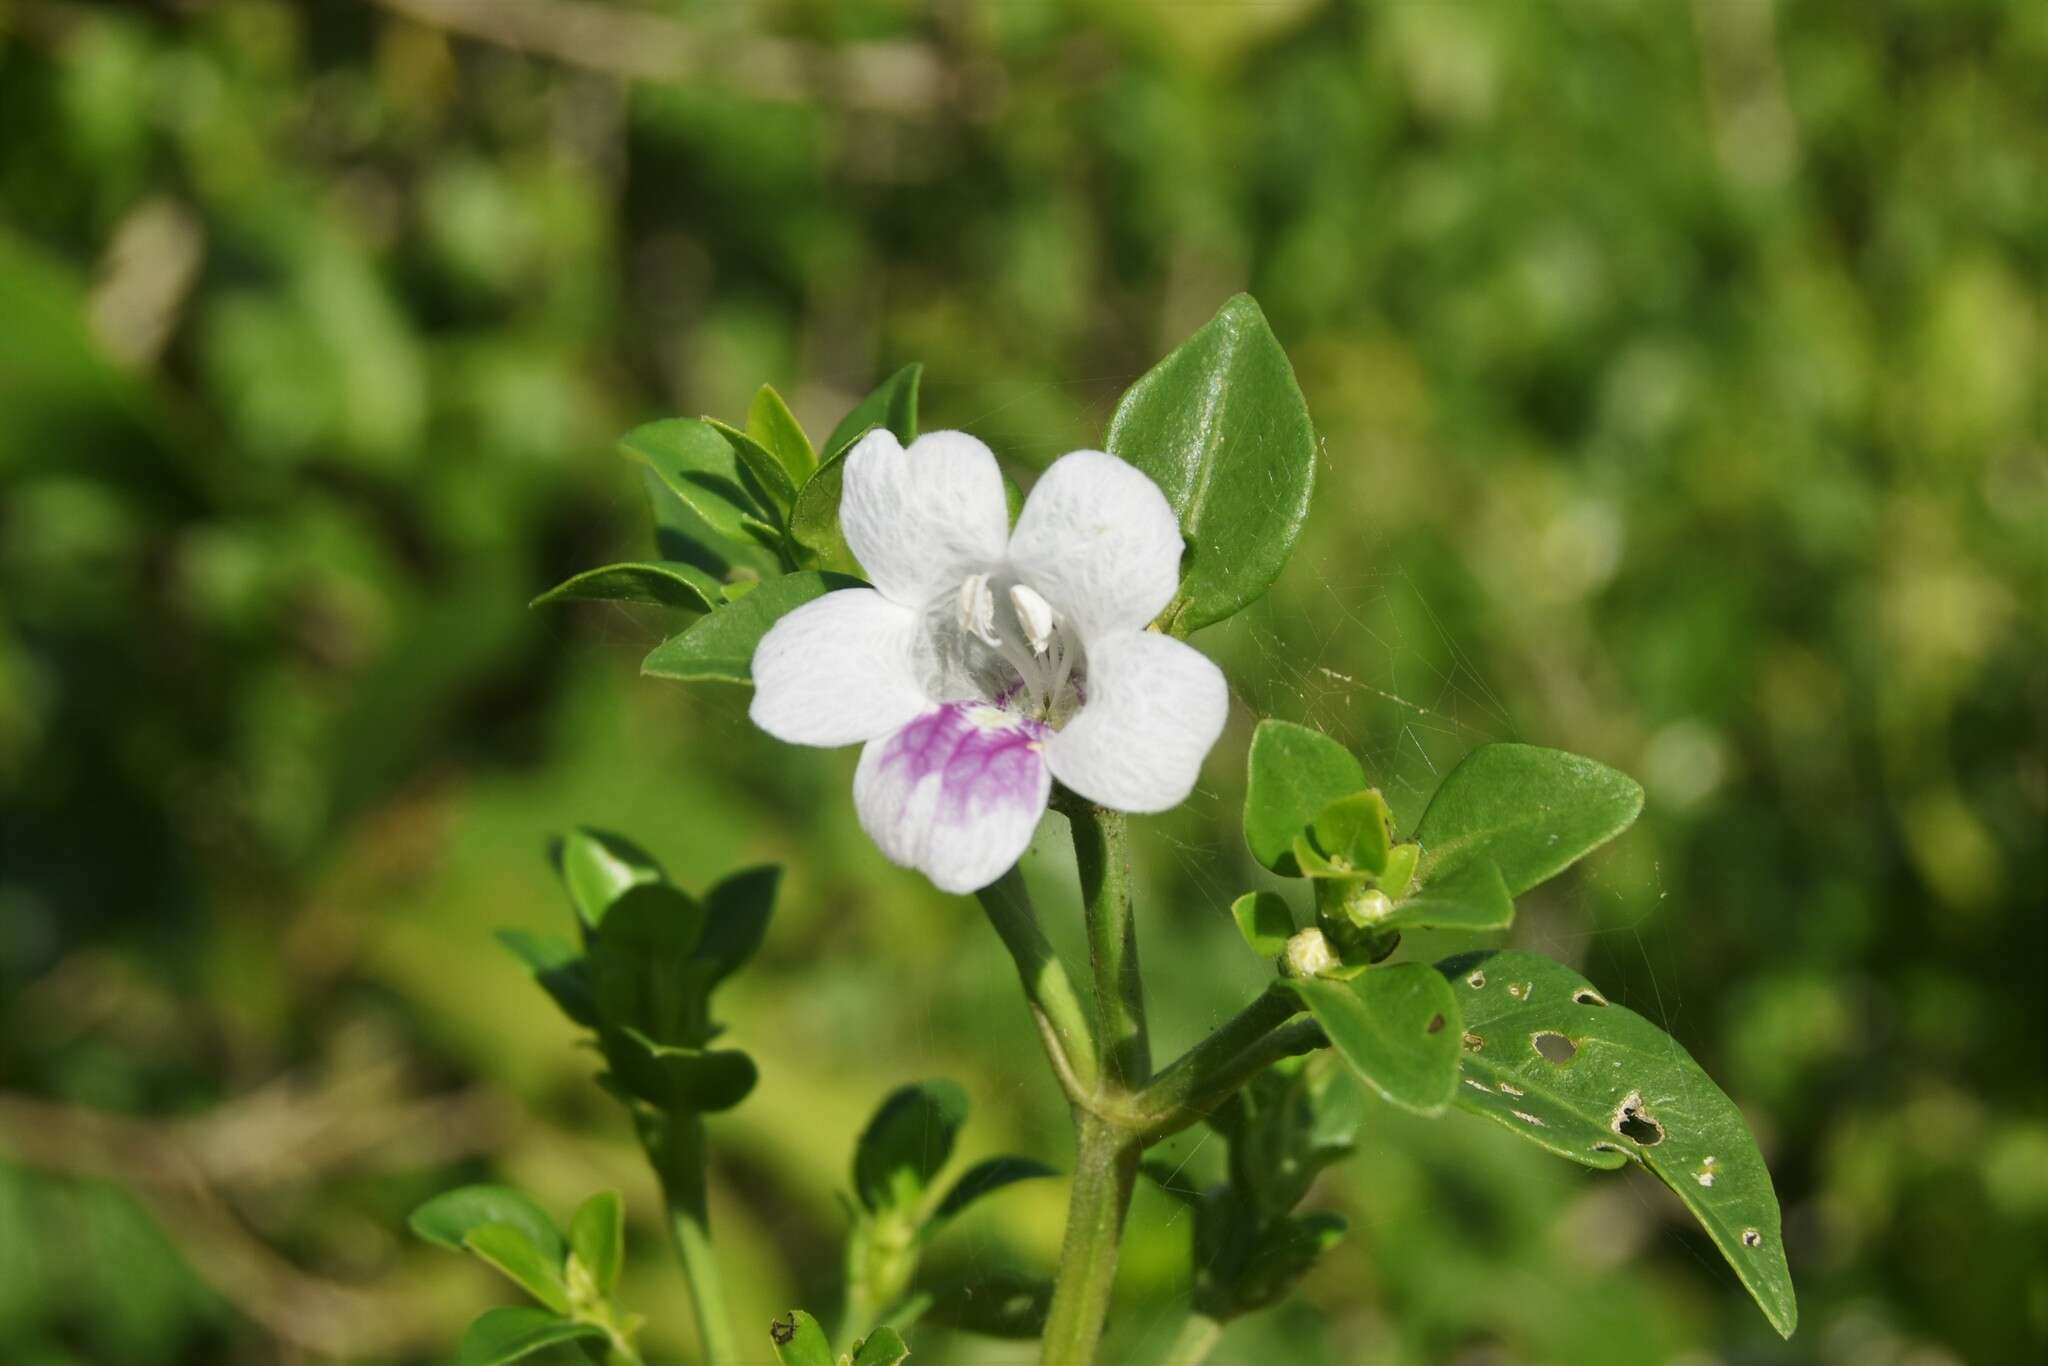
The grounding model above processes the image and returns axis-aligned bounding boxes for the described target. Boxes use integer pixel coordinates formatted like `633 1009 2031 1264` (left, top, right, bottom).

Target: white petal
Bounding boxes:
841 429 1011 609
749 589 930 746
854 703 1052 893
1047 631 1228 812
1005 449 1183 639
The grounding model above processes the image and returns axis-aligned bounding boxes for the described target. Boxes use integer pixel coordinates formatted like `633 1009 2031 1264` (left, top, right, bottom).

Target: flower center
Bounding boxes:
953 572 1083 726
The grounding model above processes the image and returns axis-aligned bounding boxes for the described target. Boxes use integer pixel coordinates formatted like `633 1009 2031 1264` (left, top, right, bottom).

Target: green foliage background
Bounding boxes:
1 1 2041 1362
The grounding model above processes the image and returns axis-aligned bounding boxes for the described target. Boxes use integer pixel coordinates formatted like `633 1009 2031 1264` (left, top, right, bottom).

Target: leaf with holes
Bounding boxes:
1244 720 1366 876
1413 744 1644 896
1441 949 1796 1338
1106 294 1316 635
768 1309 834 1366
642 570 865 684
457 1307 607 1366
1288 965 1461 1116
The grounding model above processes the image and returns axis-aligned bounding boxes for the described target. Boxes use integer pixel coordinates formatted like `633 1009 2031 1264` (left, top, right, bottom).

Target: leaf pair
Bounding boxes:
770 1311 910 1366
411 1186 640 1365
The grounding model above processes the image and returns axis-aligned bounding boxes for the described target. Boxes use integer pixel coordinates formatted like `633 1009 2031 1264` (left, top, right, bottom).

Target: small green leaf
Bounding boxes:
494 929 597 1027
1106 294 1316 635
553 828 666 930
924 1156 1058 1236
608 1028 760 1112
641 570 865 684
708 416 798 513
1413 744 1645 896
567 1191 624 1300
588 883 706 1044
694 865 778 990
851 1325 912 1365
923 1272 1053 1339
1230 892 1296 958
622 417 781 552
529 560 723 612
1245 720 1366 875
1380 858 1514 934
642 466 780 579
1442 950 1797 1337
855 1080 969 1215
1289 965 1462 1116
1309 790 1393 877
823 363 921 460
769 1309 834 1366
457 1307 607 1366
791 364 921 571
748 383 816 482
411 1186 564 1265
465 1222 572 1314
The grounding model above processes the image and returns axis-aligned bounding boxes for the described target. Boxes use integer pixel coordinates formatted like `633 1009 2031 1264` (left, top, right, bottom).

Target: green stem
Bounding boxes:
651 1111 739 1364
1039 1113 1141 1366
1136 983 1300 1127
1162 1312 1224 1364
976 869 1099 1099
1067 802 1149 1089
1152 1017 1328 1141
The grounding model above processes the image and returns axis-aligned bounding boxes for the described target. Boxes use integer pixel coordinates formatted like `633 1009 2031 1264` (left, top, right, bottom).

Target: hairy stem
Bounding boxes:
1162 1312 1225 1364
650 1112 738 1364
1039 1113 1140 1366
1067 802 1149 1090
976 869 1099 1099
1151 1017 1329 1142
1137 983 1301 1128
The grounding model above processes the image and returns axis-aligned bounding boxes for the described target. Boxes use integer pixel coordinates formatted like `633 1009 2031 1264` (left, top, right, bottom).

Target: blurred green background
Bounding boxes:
2 1 2042 1362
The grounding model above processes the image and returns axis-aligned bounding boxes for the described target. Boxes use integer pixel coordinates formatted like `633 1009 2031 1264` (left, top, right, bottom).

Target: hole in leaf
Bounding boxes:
1512 1110 1546 1127
1462 1032 1484 1052
1498 1081 1524 1097
1465 970 1486 989
1532 1031 1577 1064
1507 981 1531 1000
1611 1090 1665 1146
770 1317 798 1347
1590 1142 1622 1155
1572 988 1608 1007
1741 1228 1762 1249
1426 1013 1445 1035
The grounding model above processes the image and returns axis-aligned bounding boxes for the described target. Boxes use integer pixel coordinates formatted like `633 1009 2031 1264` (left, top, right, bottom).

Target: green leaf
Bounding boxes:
1308 790 1393 877
608 1028 760 1112
694 865 779 991
708 416 798 513
494 929 597 1027
1244 720 1366 875
465 1222 572 1314
642 466 780 579
1288 965 1462 1116
641 570 865 684
792 364 921 572
457 1308 607 1366
1441 950 1797 1338
1380 858 1515 934
411 1186 564 1265
748 383 816 482
769 1309 834 1366
567 1191 624 1300
851 1326 911 1366
529 560 722 612
823 363 921 460
1230 891 1296 958
855 1080 969 1215
588 883 706 1044
1106 294 1316 635
622 417 782 552
924 1156 1058 1236
923 1271 1052 1339
553 828 666 930
1413 744 1645 896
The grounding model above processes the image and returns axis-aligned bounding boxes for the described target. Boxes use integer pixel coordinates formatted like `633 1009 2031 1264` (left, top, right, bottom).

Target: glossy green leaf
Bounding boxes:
1413 744 1645 896
792 364 921 571
567 1190 623 1300
642 466 781 579
823 362 921 460
708 416 798 513
621 417 781 551
465 1222 572 1314
1231 891 1296 957
925 1155 1058 1235
1309 790 1393 877
769 1309 834 1366
1442 950 1797 1337
641 570 864 684
457 1308 606 1366
1244 720 1366 875
588 883 706 1043
748 383 816 482
694 865 779 990
851 1326 911 1365
529 560 722 612
553 828 665 930
494 929 596 1027
1106 294 1316 634
855 1080 969 1215
1289 965 1462 1116
411 1186 564 1265
923 1272 1052 1339
1380 858 1515 934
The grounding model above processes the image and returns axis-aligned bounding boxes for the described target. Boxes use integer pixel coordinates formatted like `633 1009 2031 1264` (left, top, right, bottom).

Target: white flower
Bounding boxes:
749 429 1230 893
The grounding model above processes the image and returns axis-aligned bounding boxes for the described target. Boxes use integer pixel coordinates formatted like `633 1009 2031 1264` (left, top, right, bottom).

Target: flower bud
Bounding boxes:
1281 927 1338 979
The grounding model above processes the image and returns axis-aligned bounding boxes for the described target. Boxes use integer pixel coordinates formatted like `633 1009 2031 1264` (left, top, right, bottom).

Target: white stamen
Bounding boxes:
1009 583 1057 656
957 573 999 647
